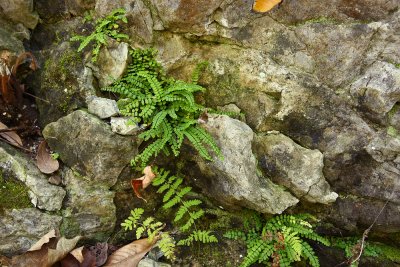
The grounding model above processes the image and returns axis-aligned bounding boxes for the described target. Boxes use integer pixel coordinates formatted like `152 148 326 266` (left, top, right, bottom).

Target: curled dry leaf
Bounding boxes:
104 237 158 267
131 166 156 201
47 235 82 266
28 229 57 252
88 242 109 266
252 0 282 13
37 140 59 174
69 246 85 263
0 121 23 148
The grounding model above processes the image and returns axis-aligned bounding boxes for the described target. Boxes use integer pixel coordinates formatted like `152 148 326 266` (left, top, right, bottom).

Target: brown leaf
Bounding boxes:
142 166 156 189
60 247 96 267
87 242 108 266
47 236 82 266
37 140 59 174
28 229 57 251
70 246 84 263
0 254 11 266
131 179 146 202
0 121 23 147
104 238 158 267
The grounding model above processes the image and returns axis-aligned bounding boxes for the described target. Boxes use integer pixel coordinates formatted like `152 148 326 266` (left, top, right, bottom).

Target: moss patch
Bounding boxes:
0 171 32 213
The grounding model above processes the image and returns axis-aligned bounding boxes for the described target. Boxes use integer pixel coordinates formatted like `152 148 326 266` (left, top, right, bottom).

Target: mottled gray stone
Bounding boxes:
87 39 129 88
61 169 116 239
0 143 66 211
193 115 298 214
254 132 338 204
87 96 120 119
350 61 400 115
110 117 139 135
42 110 137 187
138 258 171 267
0 208 62 256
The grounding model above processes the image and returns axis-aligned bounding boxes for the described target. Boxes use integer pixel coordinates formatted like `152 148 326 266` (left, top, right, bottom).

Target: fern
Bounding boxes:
121 208 176 260
101 48 222 167
70 8 128 62
225 214 329 267
177 230 218 246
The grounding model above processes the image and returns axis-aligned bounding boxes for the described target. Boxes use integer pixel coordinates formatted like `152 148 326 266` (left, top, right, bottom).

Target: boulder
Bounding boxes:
0 0 39 29
60 169 116 239
42 110 137 187
0 143 66 211
87 96 120 119
189 115 298 214
254 132 338 204
0 208 62 256
87 40 129 88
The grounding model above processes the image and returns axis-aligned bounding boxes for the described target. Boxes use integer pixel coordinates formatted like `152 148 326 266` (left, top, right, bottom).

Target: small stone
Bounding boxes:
87 96 119 119
138 258 171 267
48 175 62 185
110 117 140 135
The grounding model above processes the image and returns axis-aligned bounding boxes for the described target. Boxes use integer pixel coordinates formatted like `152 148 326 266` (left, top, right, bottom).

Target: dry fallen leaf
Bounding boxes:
69 246 84 263
88 242 109 266
104 237 158 267
0 121 23 147
28 229 57 251
253 0 282 13
131 166 156 201
37 140 59 174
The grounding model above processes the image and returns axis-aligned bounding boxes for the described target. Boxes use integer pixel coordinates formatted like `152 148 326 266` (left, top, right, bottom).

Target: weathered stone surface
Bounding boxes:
32 39 96 126
87 40 129 88
0 18 26 54
95 0 154 44
0 0 39 29
60 169 116 239
0 208 62 256
350 61 400 115
366 132 400 163
191 115 298 214
110 117 139 135
0 143 66 211
254 132 338 204
87 96 120 119
42 110 137 187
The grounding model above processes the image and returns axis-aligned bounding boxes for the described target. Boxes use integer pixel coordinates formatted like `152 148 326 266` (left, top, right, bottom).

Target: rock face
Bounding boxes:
0 143 66 211
0 208 62 256
191 115 299 214
43 110 137 187
254 132 338 204
110 117 139 135
0 0 39 29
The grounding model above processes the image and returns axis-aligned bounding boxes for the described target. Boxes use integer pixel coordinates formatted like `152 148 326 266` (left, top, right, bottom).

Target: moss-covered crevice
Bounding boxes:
0 171 32 213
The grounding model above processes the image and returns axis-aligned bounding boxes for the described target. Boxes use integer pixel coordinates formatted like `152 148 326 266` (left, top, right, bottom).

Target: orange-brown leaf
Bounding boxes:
142 166 156 189
253 0 282 13
37 140 59 174
131 179 146 202
104 238 158 267
0 121 23 147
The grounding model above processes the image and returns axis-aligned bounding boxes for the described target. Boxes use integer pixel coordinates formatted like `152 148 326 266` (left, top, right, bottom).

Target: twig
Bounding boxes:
0 136 32 153
23 91 50 104
0 126 28 133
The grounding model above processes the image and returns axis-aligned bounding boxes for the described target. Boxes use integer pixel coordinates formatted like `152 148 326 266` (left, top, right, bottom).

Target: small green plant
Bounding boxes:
331 237 400 266
102 48 222 167
50 152 60 160
121 208 176 261
70 8 128 62
224 214 330 267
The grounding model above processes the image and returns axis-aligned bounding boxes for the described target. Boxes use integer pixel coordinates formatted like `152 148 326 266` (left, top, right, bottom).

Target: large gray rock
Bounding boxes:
87 39 129 88
0 143 66 211
254 132 338 204
42 110 137 187
60 169 116 239
350 61 400 115
0 0 39 29
192 115 298 214
0 208 62 256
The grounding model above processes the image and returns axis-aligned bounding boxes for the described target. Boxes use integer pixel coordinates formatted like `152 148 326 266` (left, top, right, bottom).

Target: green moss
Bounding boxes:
0 171 32 213
60 213 81 238
387 126 399 138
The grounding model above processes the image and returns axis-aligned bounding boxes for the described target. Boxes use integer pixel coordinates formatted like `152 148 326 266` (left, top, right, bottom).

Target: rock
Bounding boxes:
110 117 139 135
42 110 137 187
60 169 116 239
138 258 171 267
0 18 26 54
95 0 154 44
32 39 96 126
366 131 400 163
190 114 298 214
0 0 39 29
350 61 400 115
87 39 129 88
87 96 120 119
254 132 338 204
0 208 62 256
0 143 66 211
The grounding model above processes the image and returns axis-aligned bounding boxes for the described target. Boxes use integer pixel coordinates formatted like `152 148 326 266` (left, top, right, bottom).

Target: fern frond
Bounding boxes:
158 232 176 261
177 230 218 246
